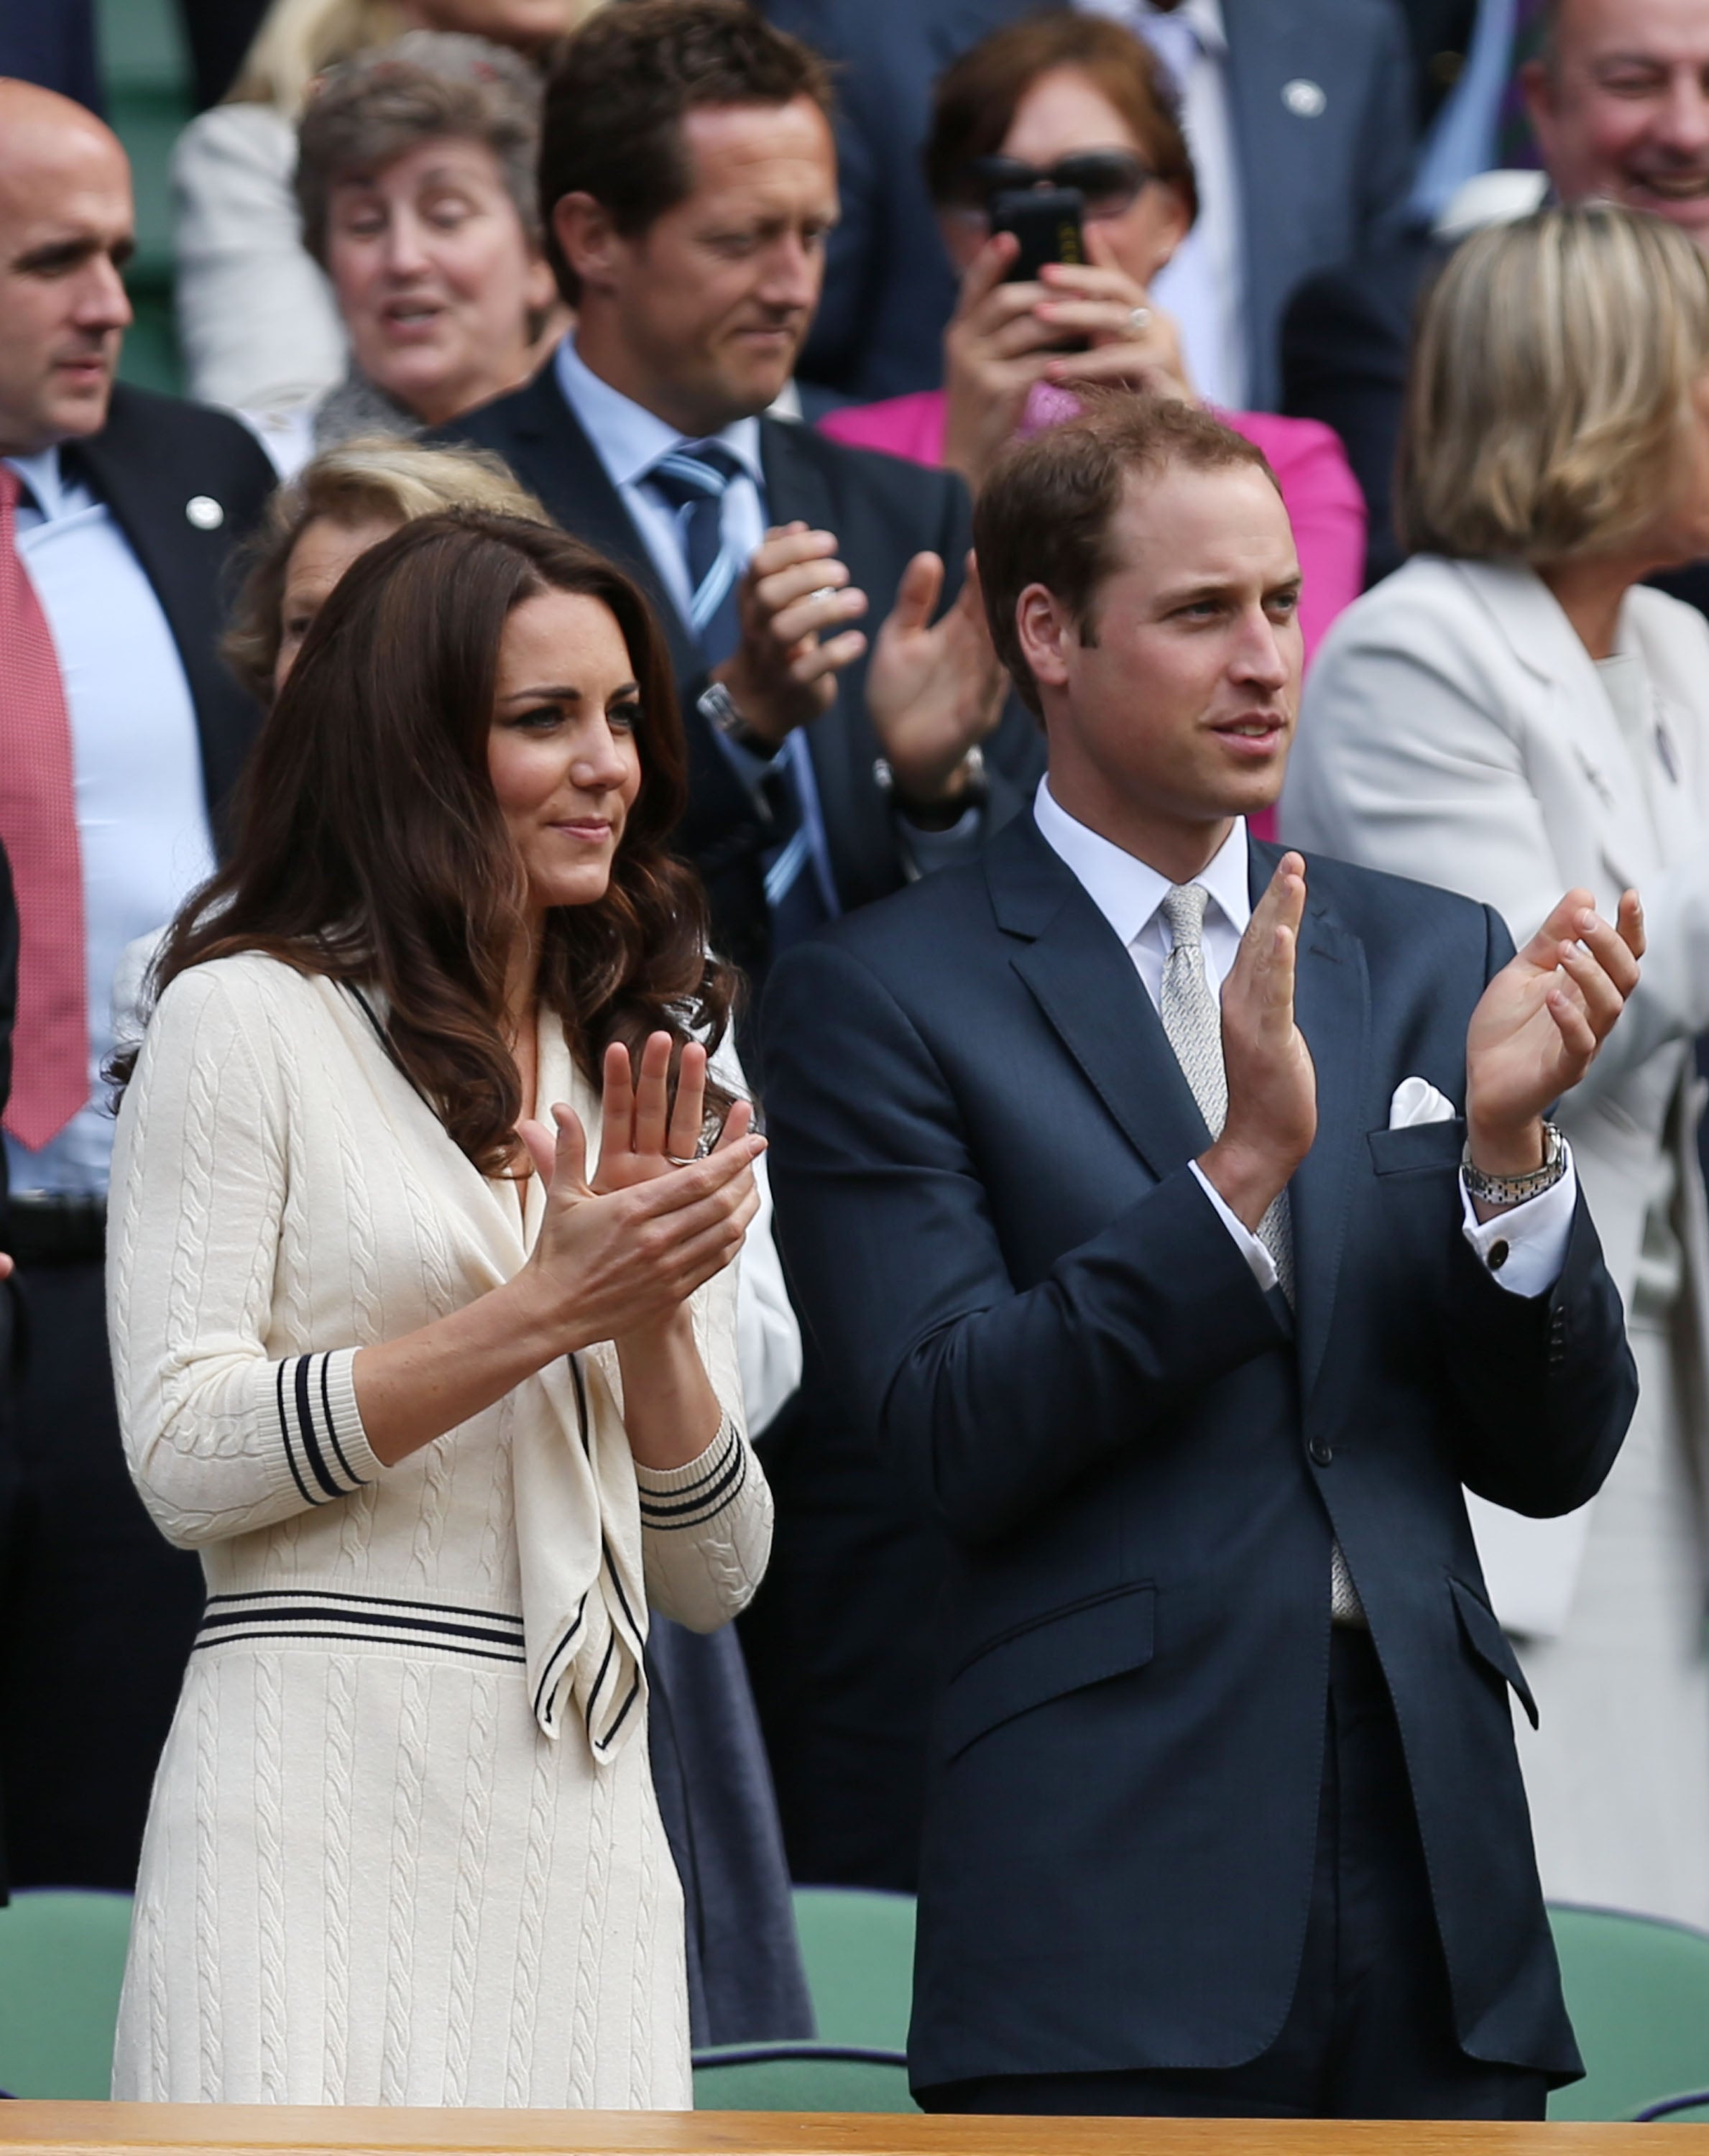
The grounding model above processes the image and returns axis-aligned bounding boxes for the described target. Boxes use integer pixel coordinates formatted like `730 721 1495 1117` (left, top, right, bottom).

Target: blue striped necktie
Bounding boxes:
645 440 829 945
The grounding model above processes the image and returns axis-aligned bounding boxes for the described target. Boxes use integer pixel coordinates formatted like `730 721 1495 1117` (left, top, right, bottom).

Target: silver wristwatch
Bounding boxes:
1460 1122 1567 1208
696 678 780 761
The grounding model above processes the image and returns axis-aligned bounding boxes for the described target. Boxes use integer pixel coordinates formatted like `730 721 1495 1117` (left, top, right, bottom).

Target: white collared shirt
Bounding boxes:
1074 0 1248 410
3 445 216 1199
1031 777 1577 1296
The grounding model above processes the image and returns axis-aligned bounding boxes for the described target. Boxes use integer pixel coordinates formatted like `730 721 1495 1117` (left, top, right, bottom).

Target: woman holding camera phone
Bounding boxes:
821 12 1365 673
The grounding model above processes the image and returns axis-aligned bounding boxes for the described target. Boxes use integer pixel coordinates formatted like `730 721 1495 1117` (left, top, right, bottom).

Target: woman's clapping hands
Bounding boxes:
515 1031 762 1351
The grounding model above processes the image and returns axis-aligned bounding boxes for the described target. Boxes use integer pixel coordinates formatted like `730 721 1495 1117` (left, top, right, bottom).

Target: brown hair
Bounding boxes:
295 30 545 265
538 0 832 304
925 13 1197 224
141 512 734 1172
223 436 550 704
1398 203 1709 563
974 392 1277 713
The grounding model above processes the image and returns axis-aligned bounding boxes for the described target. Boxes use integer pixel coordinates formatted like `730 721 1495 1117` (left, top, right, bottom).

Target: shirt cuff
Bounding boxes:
1189 1161 1279 1293
709 722 780 804
1459 1144 1578 1297
896 801 985 880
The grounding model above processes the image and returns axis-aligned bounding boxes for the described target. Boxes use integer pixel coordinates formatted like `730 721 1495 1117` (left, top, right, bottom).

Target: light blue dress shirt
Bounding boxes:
4 447 216 1198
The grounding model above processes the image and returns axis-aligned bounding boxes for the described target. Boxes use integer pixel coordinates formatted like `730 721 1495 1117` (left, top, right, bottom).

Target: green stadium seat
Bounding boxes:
98 0 195 395
1548 1902 1709 2121
0 1887 133 2099
692 2042 916 2111
791 1884 916 2053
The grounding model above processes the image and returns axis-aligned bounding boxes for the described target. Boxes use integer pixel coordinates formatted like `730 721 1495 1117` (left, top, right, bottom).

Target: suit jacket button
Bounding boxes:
1309 1439 1332 1468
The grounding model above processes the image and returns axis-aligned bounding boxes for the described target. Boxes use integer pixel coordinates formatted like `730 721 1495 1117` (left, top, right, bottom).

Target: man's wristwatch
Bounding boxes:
872 745 990 831
698 679 781 761
1461 1121 1567 1208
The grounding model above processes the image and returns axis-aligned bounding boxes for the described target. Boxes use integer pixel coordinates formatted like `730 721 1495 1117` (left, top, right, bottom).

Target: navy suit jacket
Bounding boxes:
763 815 1635 2088
445 369 1044 1002
770 0 1417 410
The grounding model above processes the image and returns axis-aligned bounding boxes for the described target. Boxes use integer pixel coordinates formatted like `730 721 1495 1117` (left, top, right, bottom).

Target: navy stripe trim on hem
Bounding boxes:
193 1628 527 1665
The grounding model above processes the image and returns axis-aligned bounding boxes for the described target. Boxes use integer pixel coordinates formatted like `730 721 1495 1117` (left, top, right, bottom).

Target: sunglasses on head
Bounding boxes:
952 149 1154 221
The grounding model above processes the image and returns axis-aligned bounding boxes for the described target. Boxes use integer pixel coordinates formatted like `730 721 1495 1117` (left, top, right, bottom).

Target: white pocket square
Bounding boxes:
1388 1076 1457 1129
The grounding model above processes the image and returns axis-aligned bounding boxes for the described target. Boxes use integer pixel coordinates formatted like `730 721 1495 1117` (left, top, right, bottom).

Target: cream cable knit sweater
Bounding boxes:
106 954 771 2106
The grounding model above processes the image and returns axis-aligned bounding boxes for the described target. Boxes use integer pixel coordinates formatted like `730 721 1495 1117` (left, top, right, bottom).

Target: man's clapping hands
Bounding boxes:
1201 857 1645 1231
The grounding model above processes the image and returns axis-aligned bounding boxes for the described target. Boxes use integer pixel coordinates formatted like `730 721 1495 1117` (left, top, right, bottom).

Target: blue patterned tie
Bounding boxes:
646 441 746 665
645 441 828 944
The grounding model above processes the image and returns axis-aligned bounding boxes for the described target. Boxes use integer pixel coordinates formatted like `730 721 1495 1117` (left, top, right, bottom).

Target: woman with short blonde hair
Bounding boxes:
1396 203 1709 566
224 436 547 698
1284 201 1709 1927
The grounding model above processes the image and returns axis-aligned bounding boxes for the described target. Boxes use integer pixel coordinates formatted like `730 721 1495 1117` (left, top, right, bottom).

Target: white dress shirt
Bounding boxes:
1032 776 1577 1295
4 446 216 1198
1076 0 1249 410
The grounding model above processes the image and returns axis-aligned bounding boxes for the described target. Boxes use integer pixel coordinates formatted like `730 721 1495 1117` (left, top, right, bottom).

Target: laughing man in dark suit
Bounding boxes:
763 396 1643 2116
448 0 1044 1021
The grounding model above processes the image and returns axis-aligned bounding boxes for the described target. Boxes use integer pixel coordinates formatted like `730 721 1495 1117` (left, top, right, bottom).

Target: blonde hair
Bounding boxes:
227 0 602 115
1398 202 1709 564
229 0 412 114
224 436 550 699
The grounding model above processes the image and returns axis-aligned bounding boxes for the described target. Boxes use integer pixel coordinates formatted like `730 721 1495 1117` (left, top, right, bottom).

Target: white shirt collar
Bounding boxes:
1033 774 1250 950
552 332 763 493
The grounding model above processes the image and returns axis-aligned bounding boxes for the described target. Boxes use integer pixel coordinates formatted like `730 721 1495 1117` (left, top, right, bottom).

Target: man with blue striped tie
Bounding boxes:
449 0 1046 1040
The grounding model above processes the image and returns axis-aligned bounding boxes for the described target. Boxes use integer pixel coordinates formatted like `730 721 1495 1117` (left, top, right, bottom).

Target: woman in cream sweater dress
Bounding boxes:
106 511 772 2104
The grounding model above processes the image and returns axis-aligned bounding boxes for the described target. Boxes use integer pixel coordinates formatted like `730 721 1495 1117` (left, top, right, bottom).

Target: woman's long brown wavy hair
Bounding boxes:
125 511 736 1174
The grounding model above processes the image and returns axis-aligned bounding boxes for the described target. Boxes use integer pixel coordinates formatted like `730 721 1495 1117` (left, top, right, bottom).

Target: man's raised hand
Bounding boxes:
1199 853 1318 1231
714 520 870 745
866 549 1007 805
1465 888 1644 1176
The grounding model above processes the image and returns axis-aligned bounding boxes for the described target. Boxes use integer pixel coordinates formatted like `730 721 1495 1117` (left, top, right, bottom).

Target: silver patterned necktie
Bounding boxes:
1157 885 1363 1623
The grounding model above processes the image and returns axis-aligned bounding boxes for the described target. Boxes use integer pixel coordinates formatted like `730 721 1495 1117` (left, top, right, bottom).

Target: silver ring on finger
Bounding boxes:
1126 305 1152 337
809 584 837 604
666 1153 699 1167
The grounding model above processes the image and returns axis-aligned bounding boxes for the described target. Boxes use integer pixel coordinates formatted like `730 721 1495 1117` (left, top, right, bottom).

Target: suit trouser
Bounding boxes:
919 1628 1552 2120
0 1259 203 1889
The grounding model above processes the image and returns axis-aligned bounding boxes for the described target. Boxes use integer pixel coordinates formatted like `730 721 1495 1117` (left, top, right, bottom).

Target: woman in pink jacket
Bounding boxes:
820 14 1365 690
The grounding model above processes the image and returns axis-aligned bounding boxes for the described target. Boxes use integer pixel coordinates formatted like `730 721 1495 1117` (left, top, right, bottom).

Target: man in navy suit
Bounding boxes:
448 0 1044 1027
763 395 1641 2115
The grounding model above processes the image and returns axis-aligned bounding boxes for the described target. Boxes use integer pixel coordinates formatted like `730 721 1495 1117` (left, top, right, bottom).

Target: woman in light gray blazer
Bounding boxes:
1284 203 1709 1930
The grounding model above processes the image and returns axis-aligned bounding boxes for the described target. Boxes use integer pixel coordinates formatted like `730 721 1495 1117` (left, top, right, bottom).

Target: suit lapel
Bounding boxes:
993 819 1215 1184
68 388 253 829
1455 560 1656 890
1220 0 1306 408
1256 843 1372 1404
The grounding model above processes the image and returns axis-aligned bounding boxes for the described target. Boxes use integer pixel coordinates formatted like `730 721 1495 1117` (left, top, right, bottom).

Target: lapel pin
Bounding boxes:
185 494 224 530
1282 78 1327 117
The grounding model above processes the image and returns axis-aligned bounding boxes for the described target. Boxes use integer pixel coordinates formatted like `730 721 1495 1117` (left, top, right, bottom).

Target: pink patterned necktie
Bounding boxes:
0 463 89 1149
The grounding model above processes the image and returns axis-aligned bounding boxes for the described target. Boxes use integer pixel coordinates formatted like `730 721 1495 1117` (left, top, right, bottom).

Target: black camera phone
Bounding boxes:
990 185 1087 282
